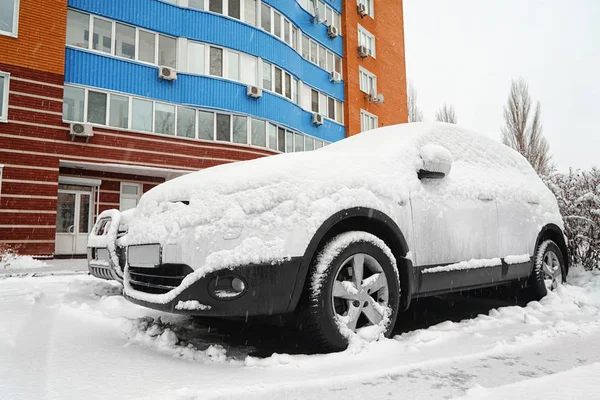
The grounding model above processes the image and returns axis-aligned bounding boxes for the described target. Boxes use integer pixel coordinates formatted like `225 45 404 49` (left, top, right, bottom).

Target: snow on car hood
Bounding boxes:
120 122 562 251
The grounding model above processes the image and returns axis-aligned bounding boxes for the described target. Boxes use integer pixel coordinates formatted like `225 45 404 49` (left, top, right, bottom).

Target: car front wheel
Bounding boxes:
529 239 566 299
306 231 400 352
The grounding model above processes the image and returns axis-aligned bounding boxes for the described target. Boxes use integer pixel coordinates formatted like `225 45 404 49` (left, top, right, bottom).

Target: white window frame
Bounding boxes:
0 0 19 37
357 0 374 19
62 84 316 150
359 66 377 95
66 10 178 69
358 24 376 58
120 182 142 211
360 109 378 132
0 71 9 122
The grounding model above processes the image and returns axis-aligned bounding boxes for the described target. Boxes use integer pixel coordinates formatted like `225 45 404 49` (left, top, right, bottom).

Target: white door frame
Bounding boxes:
55 189 94 255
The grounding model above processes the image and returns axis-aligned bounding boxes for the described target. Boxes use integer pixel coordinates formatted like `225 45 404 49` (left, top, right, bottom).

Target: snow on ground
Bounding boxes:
1 252 49 270
1 266 600 399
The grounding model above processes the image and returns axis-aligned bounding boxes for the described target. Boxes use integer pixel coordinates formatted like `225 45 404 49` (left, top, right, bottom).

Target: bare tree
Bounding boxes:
501 78 551 175
435 104 457 124
407 81 423 122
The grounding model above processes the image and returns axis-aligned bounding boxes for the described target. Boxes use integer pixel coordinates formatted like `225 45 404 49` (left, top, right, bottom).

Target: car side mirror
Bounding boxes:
418 144 453 180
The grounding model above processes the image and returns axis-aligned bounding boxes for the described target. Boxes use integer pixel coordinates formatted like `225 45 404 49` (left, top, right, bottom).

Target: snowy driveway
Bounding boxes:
1 269 600 400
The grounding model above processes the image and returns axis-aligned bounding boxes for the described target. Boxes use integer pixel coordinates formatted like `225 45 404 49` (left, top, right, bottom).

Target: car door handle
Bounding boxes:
478 195 494 202
527 200 540 205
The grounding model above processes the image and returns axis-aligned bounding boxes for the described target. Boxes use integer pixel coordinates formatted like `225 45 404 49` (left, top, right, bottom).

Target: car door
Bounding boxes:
409 161 502 294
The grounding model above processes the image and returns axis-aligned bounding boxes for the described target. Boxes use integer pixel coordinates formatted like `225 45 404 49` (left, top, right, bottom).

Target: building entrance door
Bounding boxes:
55 189 93 255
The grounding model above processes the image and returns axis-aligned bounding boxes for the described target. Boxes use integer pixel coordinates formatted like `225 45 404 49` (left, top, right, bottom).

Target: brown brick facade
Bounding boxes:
343 0 408 136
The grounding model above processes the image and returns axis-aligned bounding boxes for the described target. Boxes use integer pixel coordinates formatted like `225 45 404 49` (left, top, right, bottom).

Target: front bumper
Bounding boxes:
123 257 303 318
87 247 124 282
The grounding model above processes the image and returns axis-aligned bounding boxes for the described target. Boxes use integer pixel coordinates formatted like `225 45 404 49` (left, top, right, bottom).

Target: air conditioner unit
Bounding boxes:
69 123 94 141
358 45 369 58
357 3 368 17
330 71 342 83
159 66 177 81
247 85 263 99
312 113 324 126
369 90 385 104
327 25 339 38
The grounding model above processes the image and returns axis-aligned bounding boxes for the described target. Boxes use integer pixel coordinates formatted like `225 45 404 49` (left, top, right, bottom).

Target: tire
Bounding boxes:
529 240 566 300
306 232 400 352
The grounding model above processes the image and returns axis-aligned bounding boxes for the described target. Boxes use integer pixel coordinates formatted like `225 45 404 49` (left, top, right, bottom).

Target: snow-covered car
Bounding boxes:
87 122 568 351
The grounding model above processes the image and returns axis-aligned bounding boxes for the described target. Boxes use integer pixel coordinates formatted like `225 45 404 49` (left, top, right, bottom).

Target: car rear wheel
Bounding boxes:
529 240 566 300
306 232 400 352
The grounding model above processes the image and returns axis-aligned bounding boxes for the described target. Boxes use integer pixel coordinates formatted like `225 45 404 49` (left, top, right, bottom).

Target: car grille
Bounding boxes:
128 264 193 295
89 266 115 281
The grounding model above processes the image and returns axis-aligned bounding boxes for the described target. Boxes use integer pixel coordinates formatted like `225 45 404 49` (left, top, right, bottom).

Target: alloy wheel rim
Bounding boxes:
331 253 390 332
542 250 562 290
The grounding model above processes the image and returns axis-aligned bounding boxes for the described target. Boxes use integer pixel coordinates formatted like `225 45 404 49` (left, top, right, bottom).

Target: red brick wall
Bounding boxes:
343 0 408 136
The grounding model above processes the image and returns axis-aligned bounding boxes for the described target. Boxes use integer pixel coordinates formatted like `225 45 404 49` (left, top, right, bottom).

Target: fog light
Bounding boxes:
208 275 247 300
231 277 245 292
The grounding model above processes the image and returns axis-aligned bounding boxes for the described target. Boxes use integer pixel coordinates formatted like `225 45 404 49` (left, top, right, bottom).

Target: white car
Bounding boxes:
87 122 568 351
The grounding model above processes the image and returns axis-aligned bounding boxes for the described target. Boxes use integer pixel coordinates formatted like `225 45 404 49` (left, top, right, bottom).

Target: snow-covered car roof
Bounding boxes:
124 122 560 247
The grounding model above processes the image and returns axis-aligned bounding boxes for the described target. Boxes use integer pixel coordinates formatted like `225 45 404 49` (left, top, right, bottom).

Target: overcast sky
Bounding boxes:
403 0 600 171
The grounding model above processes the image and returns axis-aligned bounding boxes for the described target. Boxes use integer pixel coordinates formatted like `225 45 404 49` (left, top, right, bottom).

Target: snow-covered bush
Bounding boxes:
545 168 600 270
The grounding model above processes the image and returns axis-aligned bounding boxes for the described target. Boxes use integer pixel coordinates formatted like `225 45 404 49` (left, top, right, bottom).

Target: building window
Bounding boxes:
360 109 378 132
228 0 241 19
132 98 153 132
62 84 325 151
251 118 266 147
285 130 294 153
358 25 376 57
232 115 247 144
210 47 223 77
159 35 177 67
262 61 272 90
189 0 205 10
115 23 136 59
305 136 314 151
268 123 277 151
358 0 374 18
294 132 304 152
66 10 177 68
318 46 326 69
261 3 271 32
0 0 19 37
66 10 90 49
336 100 343 124
177 106 196 138
274 67 282 95
284 73 292 100
93 17 112 54
328 97 335 120
138 30 156 63
87 91 107 125
244 0 257 25
209 0 223 13
359 67 377 94
273 11 282 38
197 110 214 140
302 35 309 60
0 72 10 122
216 113 231 141
228 51 240 81
109 94 129 128
284 20 290 44
120 183 141 211
311 89 319 113
188 42 205 74
309 40 318 64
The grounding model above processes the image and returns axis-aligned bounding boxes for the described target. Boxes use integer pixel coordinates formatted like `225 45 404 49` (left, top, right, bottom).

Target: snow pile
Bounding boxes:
504 254 530 264
124 316 234 364
0 251 49 270
423 258 502 274
174 300 211 311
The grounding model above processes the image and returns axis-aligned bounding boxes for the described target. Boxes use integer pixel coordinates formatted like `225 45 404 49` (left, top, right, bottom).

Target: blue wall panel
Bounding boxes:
68 0 344 100
65 49 345 142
